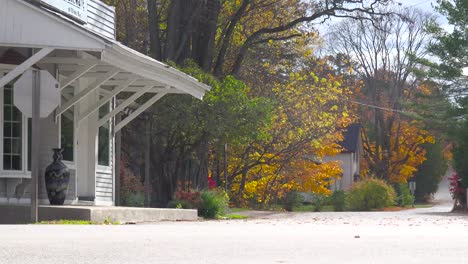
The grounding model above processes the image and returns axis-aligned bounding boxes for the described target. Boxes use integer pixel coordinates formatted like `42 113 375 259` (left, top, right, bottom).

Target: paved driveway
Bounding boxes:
1 172 467 264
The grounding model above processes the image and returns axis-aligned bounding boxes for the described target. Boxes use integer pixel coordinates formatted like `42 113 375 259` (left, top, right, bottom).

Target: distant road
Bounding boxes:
0 169 465 264
433 167 453 204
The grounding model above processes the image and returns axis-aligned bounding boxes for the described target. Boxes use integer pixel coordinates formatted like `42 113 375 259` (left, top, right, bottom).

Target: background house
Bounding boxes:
323 123 363 191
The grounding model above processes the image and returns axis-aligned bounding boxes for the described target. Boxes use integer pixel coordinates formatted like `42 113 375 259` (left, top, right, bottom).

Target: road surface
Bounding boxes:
0 171 467 264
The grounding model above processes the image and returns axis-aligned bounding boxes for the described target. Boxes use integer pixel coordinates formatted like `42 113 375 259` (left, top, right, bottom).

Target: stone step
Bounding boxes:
0 205 198 224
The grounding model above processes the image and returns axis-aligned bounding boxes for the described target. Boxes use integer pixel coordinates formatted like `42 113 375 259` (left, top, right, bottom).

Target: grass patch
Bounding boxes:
224 213 248 219
414 203 433 208
293 204 334 212
228 208 249 213
36 218 120 225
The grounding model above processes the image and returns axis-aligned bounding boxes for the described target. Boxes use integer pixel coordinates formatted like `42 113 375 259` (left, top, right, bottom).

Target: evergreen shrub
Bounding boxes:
331 190 346 211
397 183 414 207
346 178 396 211
282 191 303 212
199 190 229 219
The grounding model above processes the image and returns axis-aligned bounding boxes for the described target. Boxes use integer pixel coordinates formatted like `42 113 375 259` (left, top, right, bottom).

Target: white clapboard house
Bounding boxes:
0 0 210 207
323 123 363 191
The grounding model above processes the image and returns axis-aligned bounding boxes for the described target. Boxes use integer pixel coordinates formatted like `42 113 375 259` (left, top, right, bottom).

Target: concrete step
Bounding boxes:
0 205 198 224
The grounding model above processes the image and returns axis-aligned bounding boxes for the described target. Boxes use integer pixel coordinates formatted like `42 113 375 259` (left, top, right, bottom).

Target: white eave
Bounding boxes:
102 43 210 100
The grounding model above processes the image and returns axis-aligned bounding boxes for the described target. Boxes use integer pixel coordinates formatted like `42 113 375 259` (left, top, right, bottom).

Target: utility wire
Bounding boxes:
249 68 416 115
407 0 432 7
338 98 412 114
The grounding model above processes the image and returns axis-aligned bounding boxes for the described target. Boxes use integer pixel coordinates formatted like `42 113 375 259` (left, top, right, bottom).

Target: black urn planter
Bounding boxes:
44 148 70 205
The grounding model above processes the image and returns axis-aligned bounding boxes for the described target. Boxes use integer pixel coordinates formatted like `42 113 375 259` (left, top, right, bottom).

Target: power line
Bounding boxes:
339 98 413 114
408 0 432 7
248 68 416 115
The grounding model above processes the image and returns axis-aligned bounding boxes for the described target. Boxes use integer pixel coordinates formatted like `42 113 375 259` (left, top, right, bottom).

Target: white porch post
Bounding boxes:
75 78 98 200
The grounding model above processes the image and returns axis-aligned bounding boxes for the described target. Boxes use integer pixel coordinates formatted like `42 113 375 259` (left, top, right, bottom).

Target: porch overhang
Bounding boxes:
102 43 209 100
0 0 211 133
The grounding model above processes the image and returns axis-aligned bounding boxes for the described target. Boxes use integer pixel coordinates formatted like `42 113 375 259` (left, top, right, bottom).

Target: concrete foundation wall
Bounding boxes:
0 205 198 224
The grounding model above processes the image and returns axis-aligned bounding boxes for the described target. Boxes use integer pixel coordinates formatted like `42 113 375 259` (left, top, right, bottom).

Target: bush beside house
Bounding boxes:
346 178 396 211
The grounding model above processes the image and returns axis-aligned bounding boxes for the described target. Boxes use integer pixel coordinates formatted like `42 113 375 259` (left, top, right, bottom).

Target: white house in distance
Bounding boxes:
323 123 363 191
0 0 210 208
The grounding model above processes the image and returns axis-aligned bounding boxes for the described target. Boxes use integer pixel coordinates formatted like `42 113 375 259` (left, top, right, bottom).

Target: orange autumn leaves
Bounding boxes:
228 57 352 205
361 120 434 183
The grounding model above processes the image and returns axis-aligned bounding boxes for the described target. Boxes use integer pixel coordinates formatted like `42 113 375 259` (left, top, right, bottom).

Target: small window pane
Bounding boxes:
11 155 21 170
4 123 11 137
4 139 11 154
12 139 21 154
12 122 21 137
12 108 21 121
4 107 11 121
3 156 11 170
4 89 12 105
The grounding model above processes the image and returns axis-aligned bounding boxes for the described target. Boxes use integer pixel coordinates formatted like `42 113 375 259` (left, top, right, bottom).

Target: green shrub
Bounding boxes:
167 199 193 209
331 190 346 211
121 191 145 207
396 183 414 207
346 178 396 211
199 190 228 219
283 191 303 212
311 194 327 212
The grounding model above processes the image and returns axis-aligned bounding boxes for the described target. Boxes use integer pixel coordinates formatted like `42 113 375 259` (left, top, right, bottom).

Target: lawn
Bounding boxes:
36 219 121 225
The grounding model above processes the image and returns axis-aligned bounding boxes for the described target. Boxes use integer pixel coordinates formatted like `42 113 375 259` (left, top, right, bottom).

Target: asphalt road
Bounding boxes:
1 172 467 264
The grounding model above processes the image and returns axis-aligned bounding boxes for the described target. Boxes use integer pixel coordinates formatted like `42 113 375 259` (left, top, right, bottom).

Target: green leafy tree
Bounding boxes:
413 142 448 202
426 1 467 182
426 0 467 97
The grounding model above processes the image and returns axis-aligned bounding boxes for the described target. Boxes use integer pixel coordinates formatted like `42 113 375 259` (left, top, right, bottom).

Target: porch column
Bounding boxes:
75 78 98 201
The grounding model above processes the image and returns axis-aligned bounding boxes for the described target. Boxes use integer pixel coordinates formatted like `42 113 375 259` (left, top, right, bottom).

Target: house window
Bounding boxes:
3 85 22 170
60 86 74 162
2 84 31 172
98 101 110 166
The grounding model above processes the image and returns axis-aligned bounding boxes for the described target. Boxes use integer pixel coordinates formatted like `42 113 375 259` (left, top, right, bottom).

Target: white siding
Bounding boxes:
95 171 112 202
85 0 116 40
323 153 354 191
0 0 105 51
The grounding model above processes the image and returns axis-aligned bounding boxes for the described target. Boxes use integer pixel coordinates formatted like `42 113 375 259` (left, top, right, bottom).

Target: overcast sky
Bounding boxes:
399 0 449 26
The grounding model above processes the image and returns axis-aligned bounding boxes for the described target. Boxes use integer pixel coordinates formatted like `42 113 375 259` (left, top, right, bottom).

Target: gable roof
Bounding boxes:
339 123 361 153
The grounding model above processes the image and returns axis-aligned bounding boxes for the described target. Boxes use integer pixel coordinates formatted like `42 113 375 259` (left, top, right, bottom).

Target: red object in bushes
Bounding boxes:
208 177 216 189
448 173 465 199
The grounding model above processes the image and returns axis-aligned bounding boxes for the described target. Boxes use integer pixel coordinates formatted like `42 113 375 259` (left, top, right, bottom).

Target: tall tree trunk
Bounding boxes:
238 145 251 196
192 0 221 72
165 0 183 61
147 0 162 60
166 0 202 64
213 0 250 76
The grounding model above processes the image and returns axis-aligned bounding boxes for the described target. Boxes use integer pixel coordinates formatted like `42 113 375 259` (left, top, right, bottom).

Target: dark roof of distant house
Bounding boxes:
339 123 361 153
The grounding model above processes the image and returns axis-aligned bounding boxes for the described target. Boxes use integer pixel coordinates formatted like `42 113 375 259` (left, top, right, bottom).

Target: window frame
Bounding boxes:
59 85 76 166
96 91 113 172
0 74 31 178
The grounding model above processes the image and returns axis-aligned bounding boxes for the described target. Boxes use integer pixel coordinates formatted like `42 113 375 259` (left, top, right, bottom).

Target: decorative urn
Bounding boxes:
44 148 70 205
